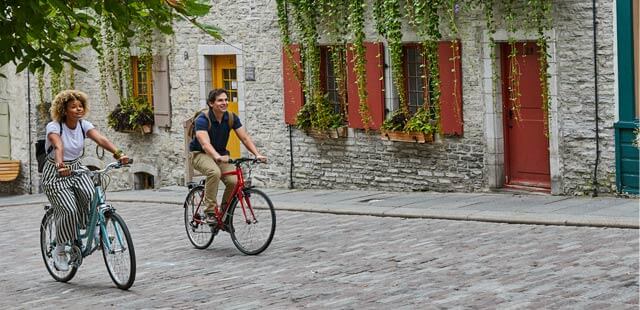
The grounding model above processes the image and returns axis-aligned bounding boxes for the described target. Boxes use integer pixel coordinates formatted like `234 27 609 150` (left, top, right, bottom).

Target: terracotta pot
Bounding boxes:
141 124 153 134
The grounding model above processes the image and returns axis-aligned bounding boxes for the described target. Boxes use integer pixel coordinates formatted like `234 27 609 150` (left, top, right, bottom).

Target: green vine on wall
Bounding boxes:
528 0 552 137
482 0 498 107
504 0 522 122
275 0 554 138
348 0 372 129
276 0 305 91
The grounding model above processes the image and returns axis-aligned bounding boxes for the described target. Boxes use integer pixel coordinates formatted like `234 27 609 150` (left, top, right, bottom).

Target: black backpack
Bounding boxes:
36 121 85 173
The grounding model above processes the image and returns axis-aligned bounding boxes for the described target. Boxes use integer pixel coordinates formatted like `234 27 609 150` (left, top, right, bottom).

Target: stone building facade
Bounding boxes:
1 0 637 196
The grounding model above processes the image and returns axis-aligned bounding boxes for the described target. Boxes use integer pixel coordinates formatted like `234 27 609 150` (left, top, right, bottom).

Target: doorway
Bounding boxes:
211 55 240 158
500 42 550 190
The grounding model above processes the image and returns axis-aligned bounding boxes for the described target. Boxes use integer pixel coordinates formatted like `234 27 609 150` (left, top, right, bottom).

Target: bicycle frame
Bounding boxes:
190 160 258 227
47 165 126 260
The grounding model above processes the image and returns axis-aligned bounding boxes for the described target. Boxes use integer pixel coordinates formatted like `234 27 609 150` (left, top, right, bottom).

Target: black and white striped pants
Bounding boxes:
42 158 94 245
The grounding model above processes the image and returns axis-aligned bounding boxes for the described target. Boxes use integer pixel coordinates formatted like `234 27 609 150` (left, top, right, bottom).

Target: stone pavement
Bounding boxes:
0 186 637 228
0 201 638 308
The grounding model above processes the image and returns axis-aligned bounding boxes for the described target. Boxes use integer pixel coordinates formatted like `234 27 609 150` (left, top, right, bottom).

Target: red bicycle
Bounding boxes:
183 157 276 255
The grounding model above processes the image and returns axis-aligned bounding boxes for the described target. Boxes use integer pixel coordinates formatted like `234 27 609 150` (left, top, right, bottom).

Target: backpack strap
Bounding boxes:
226 111 235 129
202 109 212 131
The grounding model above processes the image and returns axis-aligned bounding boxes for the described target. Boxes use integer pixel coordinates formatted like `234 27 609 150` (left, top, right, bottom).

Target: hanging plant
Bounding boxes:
481 0 499 112
444 0 462 128
276 0 305 89
348 0 373 129
528 0 553 136
504 0 522 122
420 0 443 132
321 0 350 128
376 0 409 131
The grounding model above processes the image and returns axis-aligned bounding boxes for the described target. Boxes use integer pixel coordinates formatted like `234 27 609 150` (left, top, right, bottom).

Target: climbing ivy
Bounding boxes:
274 0 554 137
348 0 372 129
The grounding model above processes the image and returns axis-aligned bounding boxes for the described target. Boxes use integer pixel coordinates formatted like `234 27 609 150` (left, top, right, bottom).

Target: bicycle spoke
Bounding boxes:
101 213 136 290
229 188 276 255
184 186 214 249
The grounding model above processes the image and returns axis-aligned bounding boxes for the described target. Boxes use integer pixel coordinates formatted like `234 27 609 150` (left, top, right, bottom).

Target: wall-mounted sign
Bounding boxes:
245 66 256 81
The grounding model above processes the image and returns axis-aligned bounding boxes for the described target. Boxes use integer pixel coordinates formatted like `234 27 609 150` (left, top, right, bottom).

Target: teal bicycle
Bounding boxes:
39 161 136 290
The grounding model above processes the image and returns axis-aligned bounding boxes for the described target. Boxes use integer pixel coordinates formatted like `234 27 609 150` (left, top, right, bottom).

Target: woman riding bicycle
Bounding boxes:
42 90 128 271
189 88 266 224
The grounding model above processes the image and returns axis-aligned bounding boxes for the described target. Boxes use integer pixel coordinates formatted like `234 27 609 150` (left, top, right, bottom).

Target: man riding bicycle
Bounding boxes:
189 88 266 224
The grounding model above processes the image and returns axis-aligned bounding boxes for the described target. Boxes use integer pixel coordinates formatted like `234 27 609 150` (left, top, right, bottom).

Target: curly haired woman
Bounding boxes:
42 90 129 271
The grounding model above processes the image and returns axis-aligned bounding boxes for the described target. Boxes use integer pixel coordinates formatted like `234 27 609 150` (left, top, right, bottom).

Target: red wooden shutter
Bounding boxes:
282 44 304 125
438 41 463 135
347 42 385 129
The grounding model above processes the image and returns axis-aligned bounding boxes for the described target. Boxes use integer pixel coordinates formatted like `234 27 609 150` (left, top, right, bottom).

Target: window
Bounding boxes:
131 56 154 106
283 42 385 129
400 42 463 135
222 68 238 102
320 46 348 117
404 45 428 115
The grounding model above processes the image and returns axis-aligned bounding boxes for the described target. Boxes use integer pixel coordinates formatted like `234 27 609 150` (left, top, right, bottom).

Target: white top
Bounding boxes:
45 119 94 161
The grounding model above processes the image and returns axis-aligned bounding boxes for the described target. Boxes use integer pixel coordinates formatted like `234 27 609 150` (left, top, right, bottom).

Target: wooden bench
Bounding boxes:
0 160 21 181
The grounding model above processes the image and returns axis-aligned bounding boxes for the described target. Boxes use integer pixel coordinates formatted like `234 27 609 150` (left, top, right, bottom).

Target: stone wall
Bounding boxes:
4 0 621 196
0 65 31 195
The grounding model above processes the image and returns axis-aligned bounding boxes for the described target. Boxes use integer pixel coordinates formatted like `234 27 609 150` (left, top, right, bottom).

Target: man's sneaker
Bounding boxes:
205 213 217 224
53 252 69 271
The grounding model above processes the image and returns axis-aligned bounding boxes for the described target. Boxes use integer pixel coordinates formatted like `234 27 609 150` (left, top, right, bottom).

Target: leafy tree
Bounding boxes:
0 0 221 75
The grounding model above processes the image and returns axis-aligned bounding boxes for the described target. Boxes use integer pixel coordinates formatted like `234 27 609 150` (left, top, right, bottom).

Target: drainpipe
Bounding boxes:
591 0 601 197
27 70 32 194
288 124 294 189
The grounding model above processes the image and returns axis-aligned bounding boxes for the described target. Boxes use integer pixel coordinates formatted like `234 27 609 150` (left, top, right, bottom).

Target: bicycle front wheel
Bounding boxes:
40 209 78 282
184 186 215 249
229 188 276 255
101 212 136 290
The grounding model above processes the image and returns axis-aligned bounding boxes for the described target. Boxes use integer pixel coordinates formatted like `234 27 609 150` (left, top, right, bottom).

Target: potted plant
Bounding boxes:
129 97 154 134
298 95 347 139
402 107 435 143
108 105 135 132
381 108 435 143
108 97 154 134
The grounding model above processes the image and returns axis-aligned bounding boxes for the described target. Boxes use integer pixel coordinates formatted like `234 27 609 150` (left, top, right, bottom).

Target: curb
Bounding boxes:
1 196 637 229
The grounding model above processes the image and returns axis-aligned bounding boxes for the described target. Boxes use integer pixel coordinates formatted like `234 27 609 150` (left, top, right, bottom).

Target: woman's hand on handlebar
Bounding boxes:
118 155 130 165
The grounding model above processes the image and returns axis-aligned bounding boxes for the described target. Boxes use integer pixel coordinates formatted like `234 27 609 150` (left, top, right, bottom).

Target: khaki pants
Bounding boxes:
191 152 237 213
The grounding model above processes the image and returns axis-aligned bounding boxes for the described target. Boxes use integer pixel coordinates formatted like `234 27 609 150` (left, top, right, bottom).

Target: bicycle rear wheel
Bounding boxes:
229 188 276 255
40 208 78 282
101 212 136 290
184 186 214 249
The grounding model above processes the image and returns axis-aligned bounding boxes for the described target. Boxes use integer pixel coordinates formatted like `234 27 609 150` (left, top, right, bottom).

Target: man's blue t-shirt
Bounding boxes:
189 110 242 155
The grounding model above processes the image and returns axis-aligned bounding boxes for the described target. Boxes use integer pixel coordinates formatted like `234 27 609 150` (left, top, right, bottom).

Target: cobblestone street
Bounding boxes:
0 201 638 309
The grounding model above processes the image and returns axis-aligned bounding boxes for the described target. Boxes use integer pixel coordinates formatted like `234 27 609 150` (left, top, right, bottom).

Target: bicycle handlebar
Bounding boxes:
69 159 134 176
227 157 264 166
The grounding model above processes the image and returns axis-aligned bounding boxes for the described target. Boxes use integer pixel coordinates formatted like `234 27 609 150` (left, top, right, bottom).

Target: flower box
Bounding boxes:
306 126 348 139
381 130 433 143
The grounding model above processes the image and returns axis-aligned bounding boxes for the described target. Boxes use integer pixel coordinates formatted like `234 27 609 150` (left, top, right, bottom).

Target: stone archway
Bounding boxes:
130 162 158 189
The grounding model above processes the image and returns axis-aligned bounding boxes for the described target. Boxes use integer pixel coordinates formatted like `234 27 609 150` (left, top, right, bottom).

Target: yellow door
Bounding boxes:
212 55 240 158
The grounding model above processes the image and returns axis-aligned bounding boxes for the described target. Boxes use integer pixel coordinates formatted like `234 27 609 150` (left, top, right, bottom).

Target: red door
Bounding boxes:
501 42 550 190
